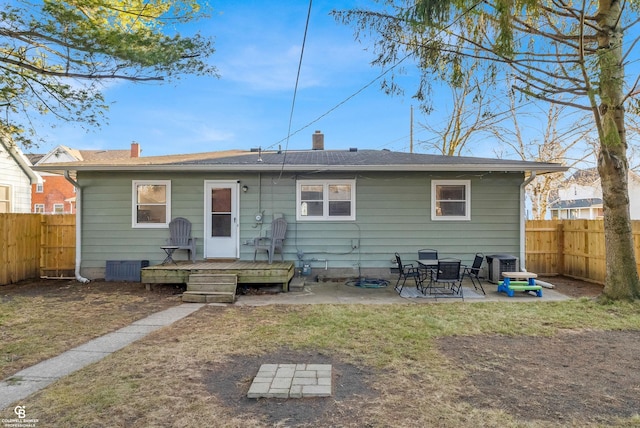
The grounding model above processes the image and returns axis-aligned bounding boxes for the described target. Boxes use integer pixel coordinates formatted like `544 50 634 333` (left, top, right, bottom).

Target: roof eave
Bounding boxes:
1 140 42 184
33 163 569 174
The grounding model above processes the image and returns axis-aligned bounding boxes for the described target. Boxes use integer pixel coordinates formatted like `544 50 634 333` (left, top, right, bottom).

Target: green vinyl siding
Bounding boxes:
77 170 524 277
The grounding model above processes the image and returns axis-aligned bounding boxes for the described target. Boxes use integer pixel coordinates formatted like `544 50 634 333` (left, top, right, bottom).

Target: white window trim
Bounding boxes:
36 183 44 193
132 180 171 228
34 204 45 213
296 179 356 221
431 179 471 221
0 184 11 213
53 203 64 214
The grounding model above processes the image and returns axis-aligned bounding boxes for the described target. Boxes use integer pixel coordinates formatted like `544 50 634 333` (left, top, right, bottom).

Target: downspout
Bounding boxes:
64 171 90 283
520 171 536 272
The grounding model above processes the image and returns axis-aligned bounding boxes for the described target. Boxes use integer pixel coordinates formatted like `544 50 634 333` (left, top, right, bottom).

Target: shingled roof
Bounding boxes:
33 148 568 174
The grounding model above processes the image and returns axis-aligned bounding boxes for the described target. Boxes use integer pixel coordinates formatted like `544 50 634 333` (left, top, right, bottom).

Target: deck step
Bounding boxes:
289 277 305 292
182 291 236 303
184 274 237 303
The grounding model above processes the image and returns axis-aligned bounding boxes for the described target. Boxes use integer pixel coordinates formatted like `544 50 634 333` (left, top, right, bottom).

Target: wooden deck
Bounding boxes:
141 260 295 291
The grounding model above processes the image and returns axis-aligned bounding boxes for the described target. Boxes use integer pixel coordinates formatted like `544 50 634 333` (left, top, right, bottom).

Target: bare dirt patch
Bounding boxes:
539 275 603 298
438 330 640 424
0 278 183 301
203 348 379 427
434 276 639 426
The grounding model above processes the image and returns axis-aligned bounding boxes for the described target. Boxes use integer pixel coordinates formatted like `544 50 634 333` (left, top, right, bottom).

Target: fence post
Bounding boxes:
557 222 564 276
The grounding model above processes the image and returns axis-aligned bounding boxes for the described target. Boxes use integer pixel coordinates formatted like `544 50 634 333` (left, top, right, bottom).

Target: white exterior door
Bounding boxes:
204 181 239 258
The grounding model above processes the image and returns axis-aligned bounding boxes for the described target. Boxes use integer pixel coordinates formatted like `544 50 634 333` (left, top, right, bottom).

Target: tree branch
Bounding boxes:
0 56 163 81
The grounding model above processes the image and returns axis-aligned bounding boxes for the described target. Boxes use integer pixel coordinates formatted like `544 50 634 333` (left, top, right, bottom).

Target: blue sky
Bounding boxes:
29 0 615 168
36 0 433 157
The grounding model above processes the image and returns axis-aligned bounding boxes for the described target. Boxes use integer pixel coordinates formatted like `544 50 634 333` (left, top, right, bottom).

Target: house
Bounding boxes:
0 136 41 213
28 143 142 214
34 132 567 281
549 168 640 220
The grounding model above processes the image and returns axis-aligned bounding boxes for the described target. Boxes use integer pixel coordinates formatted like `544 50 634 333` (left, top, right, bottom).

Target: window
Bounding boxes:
34 204 45 213
53 203 64 214
297 180 356 221
0 185 10 213
132 180 171 228
431 180 471 221
36 182 44 193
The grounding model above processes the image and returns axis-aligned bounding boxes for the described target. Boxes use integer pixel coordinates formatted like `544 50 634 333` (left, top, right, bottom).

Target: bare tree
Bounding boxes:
492 89 596 219
418 65 502 156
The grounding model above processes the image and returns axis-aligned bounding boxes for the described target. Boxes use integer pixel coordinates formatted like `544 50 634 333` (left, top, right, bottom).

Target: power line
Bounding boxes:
268 54 412 150
279 0 313 159
269 0 314 181
267 1 483 150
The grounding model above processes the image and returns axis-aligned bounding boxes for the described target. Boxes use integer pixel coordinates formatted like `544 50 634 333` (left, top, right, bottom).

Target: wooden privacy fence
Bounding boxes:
526 219 640 284
0 214 75 285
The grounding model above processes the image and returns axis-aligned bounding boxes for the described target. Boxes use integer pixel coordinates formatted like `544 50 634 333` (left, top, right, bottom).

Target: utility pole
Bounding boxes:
410 105 414 153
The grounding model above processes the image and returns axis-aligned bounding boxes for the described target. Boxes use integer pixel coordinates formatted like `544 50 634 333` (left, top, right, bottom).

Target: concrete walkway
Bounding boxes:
0 303 204 411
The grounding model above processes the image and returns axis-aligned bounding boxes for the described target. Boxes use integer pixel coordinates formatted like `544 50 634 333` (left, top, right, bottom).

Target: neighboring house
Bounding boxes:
34 133 566 280
0 136 41 213
28 143 142 214
549 168 640 220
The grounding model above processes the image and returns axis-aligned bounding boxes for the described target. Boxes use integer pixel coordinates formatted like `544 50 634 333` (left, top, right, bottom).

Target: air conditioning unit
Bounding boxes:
486 255 519 283
106 260 149 282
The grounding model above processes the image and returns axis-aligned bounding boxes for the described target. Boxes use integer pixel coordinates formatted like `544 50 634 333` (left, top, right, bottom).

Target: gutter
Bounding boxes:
33 163 569 174
64 171 90 284
520 171 536 271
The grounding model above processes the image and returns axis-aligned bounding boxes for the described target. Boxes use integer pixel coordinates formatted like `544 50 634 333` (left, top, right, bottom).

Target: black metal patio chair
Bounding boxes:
463 253 485 294
417 248 438 276
423 258 464 299
394 253 424 294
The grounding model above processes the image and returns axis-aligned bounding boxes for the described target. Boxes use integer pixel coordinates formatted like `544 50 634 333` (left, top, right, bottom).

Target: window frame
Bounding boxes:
36 182 44 193
431 180 471 221
0 184 10 213
132 180 171 228
34 204 45 213
296 179 356 221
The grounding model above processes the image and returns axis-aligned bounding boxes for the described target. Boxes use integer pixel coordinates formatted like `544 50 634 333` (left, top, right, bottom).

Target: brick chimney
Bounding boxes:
312 130 324 150
130 142 141 158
